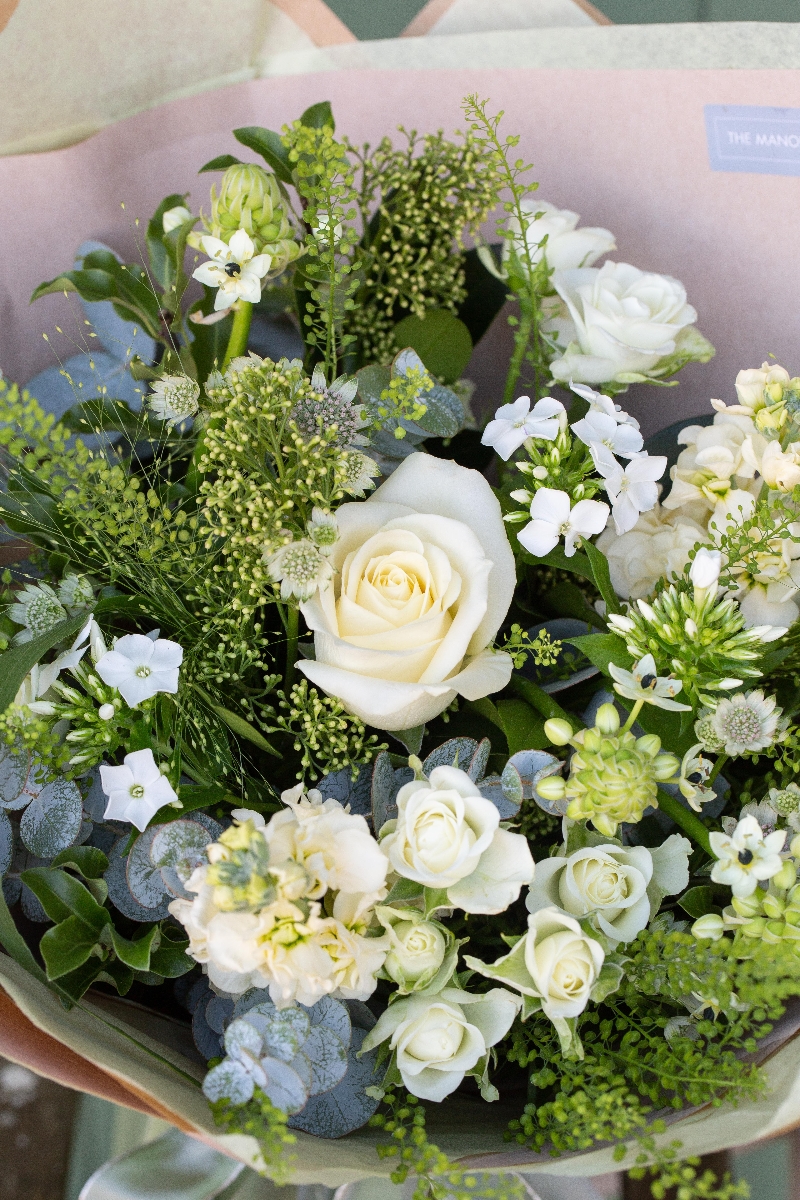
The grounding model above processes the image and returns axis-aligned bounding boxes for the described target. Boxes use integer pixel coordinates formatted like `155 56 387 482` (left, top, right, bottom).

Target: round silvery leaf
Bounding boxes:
126 828 169 908
288 1051 312 1092
302 1025 349 1096
202 1059 254 1106
0 810 13 877
303 995 351 1047
193 1004 225 1062
0 748 44 811
81 767 108 822
2 876 22 907
289 1029 384 1139
224 1018 264 1061
205 995 235 1036
257 1007 311 1064
21 883 50 923
20 779 82 856
104 837 170 922
260 1057 308 1115
150 820 212 884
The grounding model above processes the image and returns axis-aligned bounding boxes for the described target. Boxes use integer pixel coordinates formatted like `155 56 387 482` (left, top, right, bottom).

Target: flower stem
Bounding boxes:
503 311 532 405
285 605 299 691
222 300 253 370
621 698 644 734
708 753 728 785
510 674 573 724
657 787 712 856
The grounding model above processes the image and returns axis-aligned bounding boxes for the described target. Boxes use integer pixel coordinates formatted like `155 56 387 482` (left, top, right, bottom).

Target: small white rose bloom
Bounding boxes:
710 814 786 898
518 487 609 559
571 409 644 460
592 444 666 535
380 765 534 915
760 440 800 492
466 907 605 1022
690 547 723 591
526 843 655 944
149 375 200 427
481 396 565 461
265 539 334 602
708 689 784 756
192 229 272 311
95 633 183 707
162 205 193 233
508 199 616 273
608 652 691 712
361 986 520 1103
306 507 339 556
377 906 450 994
100 748 178 830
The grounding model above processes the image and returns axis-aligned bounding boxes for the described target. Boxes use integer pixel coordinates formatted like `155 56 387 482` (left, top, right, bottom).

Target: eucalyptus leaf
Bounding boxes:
289 1029 384 1139
412 384 464 438
203 1059 254 1105
317 763 373 818
205 995 235 1035
126 828 169 908
0 810 12 877
104 837 170 922
0 746 40 811
304 995 352 1047
20 779 83 857
421 738 477 777
302 1025 349 1095
194 1002 225 1061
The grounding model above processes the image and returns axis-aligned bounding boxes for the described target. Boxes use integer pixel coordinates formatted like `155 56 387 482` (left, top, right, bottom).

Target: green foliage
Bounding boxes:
210 1088 295 1184
268 680 384 781
393 310 473 385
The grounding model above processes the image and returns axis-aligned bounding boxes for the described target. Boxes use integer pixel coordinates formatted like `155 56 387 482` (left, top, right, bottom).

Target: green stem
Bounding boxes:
222 300 253 370
285 605 299 691
657 787 712 856
708 753 728 785
510 674 573 724
621 699 644 734
503 310 532 405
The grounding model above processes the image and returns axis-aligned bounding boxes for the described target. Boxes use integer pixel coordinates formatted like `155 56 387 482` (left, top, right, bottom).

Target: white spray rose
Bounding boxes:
298 454 516 731
376 906 455 994
466 907 604 1022
507 199 616 273
361 986 520 1102
549 261 703 386
596 505 707 600
526 844 653 944
380 765 534 915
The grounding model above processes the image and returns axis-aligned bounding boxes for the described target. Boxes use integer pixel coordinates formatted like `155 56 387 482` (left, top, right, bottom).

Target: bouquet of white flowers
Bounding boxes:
3 95 800 1200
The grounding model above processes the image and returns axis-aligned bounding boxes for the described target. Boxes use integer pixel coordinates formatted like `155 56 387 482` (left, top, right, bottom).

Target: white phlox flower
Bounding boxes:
149 375 200 427
100 748 179 830
608 652 691 712
707 689 784 756
95 633 183 707
481 396 565 460
192 229 272 311
710 814 786 898
517 487 609 559
678 743 714 812
571 408 644 460
592 443 666 535
569 382 640 429
265 538 334 601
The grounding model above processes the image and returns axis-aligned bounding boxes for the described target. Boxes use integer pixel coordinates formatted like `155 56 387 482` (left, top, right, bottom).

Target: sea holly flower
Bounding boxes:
705 689 785 756
148 375 200 427
265 539 334 602
592 444 666 535
95 633 183 707
10 582 67 644
192 229 272 311
570 408 644 459
710 814 786 899
608 653 691 712
481 396 565 460
517 487 609 558
100 748 179 830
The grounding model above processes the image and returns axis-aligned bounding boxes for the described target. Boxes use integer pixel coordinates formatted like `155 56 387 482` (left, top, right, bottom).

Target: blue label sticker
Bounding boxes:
705 105 800 176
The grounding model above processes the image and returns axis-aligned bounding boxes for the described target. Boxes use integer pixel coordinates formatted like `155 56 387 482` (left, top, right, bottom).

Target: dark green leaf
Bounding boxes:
56 957 104 1002
299 102 334 132
40 916 102 979
457 246 508 346
0 613 91 715
384 877 424 905
412 385 463 438
209 705 280 756
232 127 294 184
110 924 158 971
0 882 47 983
99 958 135 995
533 545 594 584
21 867 108 933
566 633 632 677
149 943 194 978
393 310 473 385
540 581 606 630
51 846 109 880
496 699 549 755
583 540 622 616
147 783 230 827
199 154 244 173
146 193 188 288
678 885 718 919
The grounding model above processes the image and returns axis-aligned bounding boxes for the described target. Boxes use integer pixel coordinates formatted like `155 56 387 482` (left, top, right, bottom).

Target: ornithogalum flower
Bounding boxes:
609 653 691 712
192 229 272 310
710 815 786 898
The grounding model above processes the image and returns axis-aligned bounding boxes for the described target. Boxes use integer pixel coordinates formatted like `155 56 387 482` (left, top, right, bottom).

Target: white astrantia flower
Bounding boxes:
162 205 193 233
361 986 520 1103
149 375 200 427
707 689 784 756
608 653 691 712
569 382 640 429
95 633 183 707
338 450 381 497
678 744 715 812
100 748 179 830
571 409 644 460
710 814 786 898
306 508 339 555
57 573 94 609
518 487 609 559
480 396 565 461
592 444 666 535
265 538 334 602
192 229 272 311
10 582 67 644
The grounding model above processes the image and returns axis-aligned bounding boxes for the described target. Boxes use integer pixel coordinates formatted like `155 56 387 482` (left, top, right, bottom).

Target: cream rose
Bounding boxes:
361 986 520 1102
380 765 534 914
526 844 653 944
507 199 616 273
377 905 454 994
466 907 604 1021
549 261 703 386
297 454 515 731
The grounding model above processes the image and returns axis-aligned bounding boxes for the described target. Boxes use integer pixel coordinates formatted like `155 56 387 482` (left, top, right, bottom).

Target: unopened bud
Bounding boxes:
691 914 725 940
594 703 620 735
636 734 662 758
97 703 115 721
544 718 573 746
536 775 566 802
773 861 797 891
732 893 763 918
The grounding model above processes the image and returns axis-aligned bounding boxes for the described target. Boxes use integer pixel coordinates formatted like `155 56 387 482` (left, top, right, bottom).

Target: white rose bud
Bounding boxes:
377 906 451 994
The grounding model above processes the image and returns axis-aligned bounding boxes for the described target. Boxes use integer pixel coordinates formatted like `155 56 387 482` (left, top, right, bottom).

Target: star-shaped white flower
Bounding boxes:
95 633 183 707
192 229 272 311
569 382 640 429
710 815 786 898
517 487 609 558
592 444 666 534
571 409 644 459
608 653 691 712
678 743 714 812
100 748 179 831
481 396 565 460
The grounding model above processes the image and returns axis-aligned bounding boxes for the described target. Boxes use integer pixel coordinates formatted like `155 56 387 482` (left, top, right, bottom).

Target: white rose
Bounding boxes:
526 843 653 944
377 905 453 994
298 454 515 731
361 986 520 1102
735 362 790 411
507 199 615 273
380 765 534 914
466 907 604 1021
549 261 700 386
596 505 707 600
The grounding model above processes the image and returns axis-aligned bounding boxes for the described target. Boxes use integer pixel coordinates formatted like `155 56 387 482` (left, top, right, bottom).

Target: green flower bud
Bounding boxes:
742 917 766 937
691 914 725 940
732 892 763 918
537 775 567 802
635 734 662 758
762 893 785 919
544 718 573 746
652 753 680 781
791 834 800 860
595 703 620 735
562 726 670 837
208 163 302 272
773 860 797 891
764 919 787 943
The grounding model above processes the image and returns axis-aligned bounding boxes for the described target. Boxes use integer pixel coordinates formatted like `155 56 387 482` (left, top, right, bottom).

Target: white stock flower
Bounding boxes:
518 488 609 559
663 413 764 514
526 843 654 944
162 205 193 233
592 445 666 535
297 454 516 732
735 362 791 412
508 199 615 273
760 441 800 492
322 918 389 1002
597 505 707 600
192 229 272 311
571 410 643 459
609 653 691 712
361 986 519 1102
707 690 783 755
100 748 178 830
710 815 786 898
149 375 200 427
265 539 333 602
95 633 183 707
549 262 699 386
481 396 565 460
466 907 604 1022
380 765 534 914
